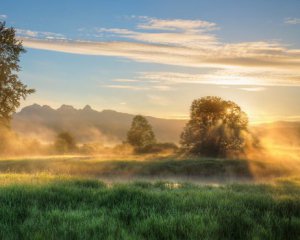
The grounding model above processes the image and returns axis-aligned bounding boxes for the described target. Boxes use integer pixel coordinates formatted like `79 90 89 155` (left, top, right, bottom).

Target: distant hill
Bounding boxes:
12 104 187 144
12 104 300 147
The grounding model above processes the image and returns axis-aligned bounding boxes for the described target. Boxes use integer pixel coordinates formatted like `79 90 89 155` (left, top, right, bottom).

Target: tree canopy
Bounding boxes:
127 115 156 151
0 21 34 124
180 96 249 157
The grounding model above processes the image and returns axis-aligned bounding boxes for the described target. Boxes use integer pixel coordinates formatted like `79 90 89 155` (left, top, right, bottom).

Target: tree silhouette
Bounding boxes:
180 96 249 157
54 132 77 154
0 21 35 125
127 115 156 151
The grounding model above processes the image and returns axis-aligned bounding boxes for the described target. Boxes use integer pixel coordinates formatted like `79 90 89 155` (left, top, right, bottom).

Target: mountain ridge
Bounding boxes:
13 104 187 144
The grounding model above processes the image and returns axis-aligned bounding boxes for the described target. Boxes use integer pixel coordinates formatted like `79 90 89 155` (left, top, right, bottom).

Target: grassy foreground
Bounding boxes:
0 174 300 239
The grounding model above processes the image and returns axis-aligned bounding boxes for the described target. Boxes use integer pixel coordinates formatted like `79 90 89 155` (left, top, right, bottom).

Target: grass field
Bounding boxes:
0 156 300 239
0 174 299 239
0 154 299 181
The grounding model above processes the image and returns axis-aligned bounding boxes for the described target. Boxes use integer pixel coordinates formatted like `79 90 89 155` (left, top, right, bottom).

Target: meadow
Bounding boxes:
0 154 299 181
0 156 300 239
0 173 299 240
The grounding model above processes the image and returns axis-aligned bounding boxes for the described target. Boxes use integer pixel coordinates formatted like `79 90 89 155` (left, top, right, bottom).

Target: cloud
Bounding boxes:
103 85 149 90
238 87 266 92
17 29 38 37
137 16 216 31
121 70 300 87
0 14 7 19
96 17 217 47
21 38 300 71
112 78 140 83
16 29 65 39
97 27 217 47
103 82 174 91
285 18 300 25
18 16 300 86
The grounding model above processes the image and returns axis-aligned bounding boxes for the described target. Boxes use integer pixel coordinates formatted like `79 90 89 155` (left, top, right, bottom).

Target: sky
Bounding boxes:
1 0 300 123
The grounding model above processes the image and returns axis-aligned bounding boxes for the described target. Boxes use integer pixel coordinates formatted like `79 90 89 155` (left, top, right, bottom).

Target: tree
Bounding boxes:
0 21 35 125
54 132 77 154
180 96 249 157
127 115 156 151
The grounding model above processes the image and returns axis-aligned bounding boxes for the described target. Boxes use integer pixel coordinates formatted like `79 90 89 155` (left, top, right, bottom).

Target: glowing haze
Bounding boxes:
1 0 300 123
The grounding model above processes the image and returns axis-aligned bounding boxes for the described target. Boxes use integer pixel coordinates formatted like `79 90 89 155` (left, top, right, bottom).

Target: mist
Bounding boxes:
242 122 300 179
0 120 299 182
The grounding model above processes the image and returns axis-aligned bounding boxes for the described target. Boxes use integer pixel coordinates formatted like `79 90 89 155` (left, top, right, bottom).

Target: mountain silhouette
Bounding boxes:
12 104 187 144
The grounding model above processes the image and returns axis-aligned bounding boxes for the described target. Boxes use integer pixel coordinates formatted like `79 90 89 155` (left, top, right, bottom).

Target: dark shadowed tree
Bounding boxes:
180 96 249 157
0 21 35 125
127 115 156 152
54 132 77 154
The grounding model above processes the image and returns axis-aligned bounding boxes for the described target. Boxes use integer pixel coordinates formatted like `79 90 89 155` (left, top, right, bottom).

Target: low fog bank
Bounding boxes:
1 120 300 181
0 125 176 157
1 120 300 159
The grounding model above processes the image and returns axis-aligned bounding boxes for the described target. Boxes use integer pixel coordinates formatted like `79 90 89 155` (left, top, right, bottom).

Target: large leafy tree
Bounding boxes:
127 115 156 151
0 21 35 125
180 96 249 157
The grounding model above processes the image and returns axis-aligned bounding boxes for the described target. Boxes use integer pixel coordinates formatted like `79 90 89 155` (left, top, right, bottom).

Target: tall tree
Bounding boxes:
180 96 249 157
127 115 156 151
0 21 35 125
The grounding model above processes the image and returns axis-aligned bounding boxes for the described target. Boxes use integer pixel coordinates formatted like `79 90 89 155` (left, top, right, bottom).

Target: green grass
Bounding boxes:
0 155 298 180
0 176 300 239
0 156 299 239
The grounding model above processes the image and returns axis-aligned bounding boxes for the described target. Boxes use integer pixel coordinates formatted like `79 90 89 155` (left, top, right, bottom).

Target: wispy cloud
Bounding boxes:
16 29 38 37
144 70 300 86
137 16 216 31
96 27 217 47
103 82 174 91
238 87 266 92
103 85 149 90
96 17 217 47
16 29 65 39
18 16 300 86
0 14 7 19
112 78 140 83
285 17 300 25
113 70 300 87
21 38 300 70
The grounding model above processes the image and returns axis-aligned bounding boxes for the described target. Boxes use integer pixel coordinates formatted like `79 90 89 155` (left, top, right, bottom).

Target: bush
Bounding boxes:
79 142 106 155
54 132 77 154
135 142 178 154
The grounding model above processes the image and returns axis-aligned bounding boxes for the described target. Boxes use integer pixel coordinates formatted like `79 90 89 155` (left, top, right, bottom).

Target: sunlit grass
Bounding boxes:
0 155 299 183
0 173 75 186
